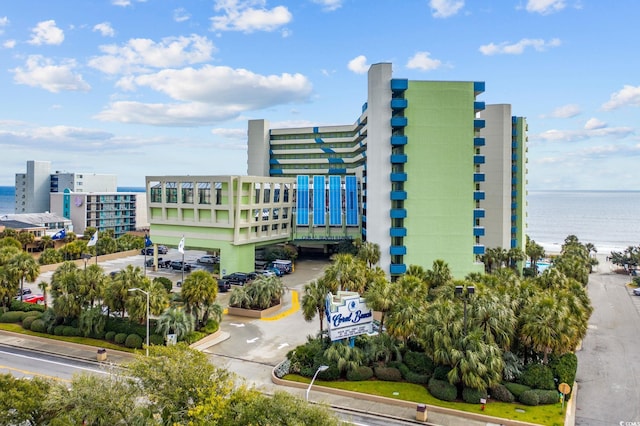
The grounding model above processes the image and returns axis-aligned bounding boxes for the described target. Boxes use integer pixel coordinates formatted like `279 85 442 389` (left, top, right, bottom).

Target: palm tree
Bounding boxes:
0 266 17 307
78 307 106 338
156 307 195 341
526 237 546 276
301 277 329 334
181 270 218 330
447 329 504 390
356 241 381 268
8 253 40 302
125 279 168 324
363 275 394 333
471 291 516 351
37 281 49 309
519 294 568 364
81 263 107 308
425 259 452 289
323 253 367 294
323 341 365 373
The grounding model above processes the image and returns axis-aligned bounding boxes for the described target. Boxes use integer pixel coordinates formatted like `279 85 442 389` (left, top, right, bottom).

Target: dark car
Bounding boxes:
141 245 169 255
222 272 249 285
170 261 192 271
218 279 231 292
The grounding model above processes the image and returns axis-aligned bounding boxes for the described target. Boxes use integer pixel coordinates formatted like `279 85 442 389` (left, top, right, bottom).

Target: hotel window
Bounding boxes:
166 182 178 203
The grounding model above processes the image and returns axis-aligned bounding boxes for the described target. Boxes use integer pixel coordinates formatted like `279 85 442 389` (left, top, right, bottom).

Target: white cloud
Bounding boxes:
88 35 215 75
112 0 131 6
546 104 581 118
211 0 292 33
532 126 633 143
479 38 561 55
95 65 313 126
406 51 443 71
584 118 606 130
526 0 566 15
211 127 247 139
0 16 8 35
3 40 16 49
173 8 191 22
28 20 64 45
312 0 343 12
429 0 464 18
601 85 640 111
11 55 90 93
93 22 115 37
347 55 369 74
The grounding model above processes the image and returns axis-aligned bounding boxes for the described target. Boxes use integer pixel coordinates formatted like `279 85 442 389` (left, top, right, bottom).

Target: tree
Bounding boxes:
0 373 51 425
526 236 546 276
301 277 329 334
356 241 381 268
156 307 195 341
39 235 54 251
8 252 40 302
425 259 453 289
324 340 365 373
50 262 84 320
181 270 219 329
78 306 106 338
80 263 107 308
323 253 367 294
16 231 35 251
126 278 168 324
38 248 63 265
38 280 49 309
363 274 394 333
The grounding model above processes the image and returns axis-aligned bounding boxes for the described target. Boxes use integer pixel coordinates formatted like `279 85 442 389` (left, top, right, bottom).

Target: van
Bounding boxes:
271 259 292 274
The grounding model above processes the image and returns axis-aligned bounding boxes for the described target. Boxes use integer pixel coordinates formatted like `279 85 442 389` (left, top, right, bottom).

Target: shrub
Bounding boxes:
149 334 164 346
0 311 24 323
154 276 173 293
489 384 515 403
10 300 45 312
432 365 452 381
504 382 531 398
427 378 457 402
374 366 402 382
317 364 341 381
346 366 374 381
183 331 205 345
30 319 47 333
105 331 116 341
23 310 42 318
404 351 434 375
520 363 555 390
200 319 219 334
114 333 128 344
125 333 143 349
519 389 540 406
532 389 559 405
92 330 106 340
551 353 578 389
62 326 81 337
53 325 66 336
22 315 38 330
398 363 430 384
462 387 488 404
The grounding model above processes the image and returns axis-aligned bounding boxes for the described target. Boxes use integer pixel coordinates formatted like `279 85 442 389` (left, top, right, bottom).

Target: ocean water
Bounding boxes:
1 186 638 254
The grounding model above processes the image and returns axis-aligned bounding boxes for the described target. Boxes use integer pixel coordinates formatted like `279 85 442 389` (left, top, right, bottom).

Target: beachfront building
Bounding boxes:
50 190 146 238
247 62 528 278
145 175 295 275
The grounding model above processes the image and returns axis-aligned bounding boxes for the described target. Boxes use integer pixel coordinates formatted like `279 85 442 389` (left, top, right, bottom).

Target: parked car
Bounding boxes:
633 287 640 296
265 266 284 277
23 294 45 304
222 272 249 285
256 270 276 277
218 278 231 292
15 288 33 298
198 255 219 264
157 245 169 254
170 260 192 272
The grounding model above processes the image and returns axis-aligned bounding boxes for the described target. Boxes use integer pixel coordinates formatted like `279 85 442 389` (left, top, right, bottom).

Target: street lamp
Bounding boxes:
128 287 149 356
306 365 329 401
454 285 475 336
81 253 92 272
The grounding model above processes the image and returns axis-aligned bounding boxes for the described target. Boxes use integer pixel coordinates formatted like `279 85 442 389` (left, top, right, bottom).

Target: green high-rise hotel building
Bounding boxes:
248 63 527 278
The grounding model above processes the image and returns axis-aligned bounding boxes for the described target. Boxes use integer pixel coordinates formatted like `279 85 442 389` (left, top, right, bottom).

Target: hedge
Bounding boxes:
105 331 116 341
520 363 555 390
53 325 66 336
519 389 540 406
531 389 560 405
30 319 47 333
149 334 164 346
398 363 430 384
490 384 515 403
403 351 434 375
62 326 81 337
125 333 143 349
114 333 128 344
427 378 457 402
0 311 24 323
551 353 577 398
433 365 452 381
374 366 402 382
10 300 46 312
504 382 531 399
21 315 38 330
462 387 488 404
346 366 374 381
317 365 341 381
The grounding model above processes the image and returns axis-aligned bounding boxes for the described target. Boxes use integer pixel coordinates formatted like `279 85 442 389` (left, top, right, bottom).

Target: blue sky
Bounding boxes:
1 0 639 190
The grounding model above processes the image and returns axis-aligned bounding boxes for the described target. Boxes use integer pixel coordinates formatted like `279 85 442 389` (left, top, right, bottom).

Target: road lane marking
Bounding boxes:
261 290 299 321
0 349 110 375
0 364 70 383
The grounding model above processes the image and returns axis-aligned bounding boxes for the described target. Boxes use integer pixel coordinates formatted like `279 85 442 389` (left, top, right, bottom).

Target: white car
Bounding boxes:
256 270 276 277
633 287 640 296
197 255 219 264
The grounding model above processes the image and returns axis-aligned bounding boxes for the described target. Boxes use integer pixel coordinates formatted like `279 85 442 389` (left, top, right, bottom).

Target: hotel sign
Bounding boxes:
325 291 373 341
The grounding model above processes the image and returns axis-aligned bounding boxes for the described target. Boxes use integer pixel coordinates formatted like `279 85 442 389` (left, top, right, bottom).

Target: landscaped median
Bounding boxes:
271 362 569 426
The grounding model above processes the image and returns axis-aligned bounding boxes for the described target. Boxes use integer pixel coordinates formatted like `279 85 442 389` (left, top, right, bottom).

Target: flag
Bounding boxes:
145 235 153 247
178 237 185 254
51 229 66 240
87 232 99 247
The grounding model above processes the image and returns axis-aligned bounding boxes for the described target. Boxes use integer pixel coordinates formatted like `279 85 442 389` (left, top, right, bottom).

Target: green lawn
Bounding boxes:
284 374 566 426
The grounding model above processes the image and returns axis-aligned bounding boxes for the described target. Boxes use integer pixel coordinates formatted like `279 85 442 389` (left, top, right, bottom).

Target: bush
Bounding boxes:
398 363 430 384
504 382 531 398
114 333 128 344
519 389 540 406
22 315 39 330
23 310 42 318
532 389 560 405
0 311 24 323
62 326 81 337
404 351 434 375
125 333 143 349
489 384 515 403
520 363 555 390
149 334 165 346
10 300 45 313
432 365 452 381
200 319 219 334
551 353 577 389
183 331 205 345
53 325 66 336
374 366 402 382
317 364 341 381
427 378 457 402
346 366 374 381
154 276 173 293
30 319 46 333
462 387 488 404
105 331 116 341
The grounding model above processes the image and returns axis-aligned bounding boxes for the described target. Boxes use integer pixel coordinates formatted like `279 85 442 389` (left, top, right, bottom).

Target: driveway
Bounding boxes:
576 258 640 425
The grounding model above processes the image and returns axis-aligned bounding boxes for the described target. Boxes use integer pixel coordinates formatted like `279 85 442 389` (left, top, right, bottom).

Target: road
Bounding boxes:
575 259 640 425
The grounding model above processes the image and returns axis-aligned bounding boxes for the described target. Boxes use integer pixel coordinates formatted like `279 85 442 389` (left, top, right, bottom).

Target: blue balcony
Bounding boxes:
390 154 408 164
474 119 486 129
474 81 485 94
390 227 407 237
473 245 485 255
269 158 280 164
512 153 518 161
473 208 485 219
511 227 517 234
511 202 517 209
270 169 283 175
473 226 485 237
474 155 485 164
390 172 407 182
390 190 407 201
474 101 485 112
390 245 407 256
391 98 408 109
474 173 485 182
511 215 517 222
474 191 485 201
390 209 407 219
512 116 518 124
511 239 517 248
474 137 485 147
391 79 408 91
390 264 407 275
512 177 518 184
391 136 408 146
391 117 408 127
512 165 518 172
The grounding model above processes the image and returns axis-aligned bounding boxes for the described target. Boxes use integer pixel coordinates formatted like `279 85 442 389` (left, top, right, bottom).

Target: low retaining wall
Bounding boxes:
227 303 282 318
39 249 140 273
